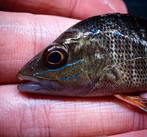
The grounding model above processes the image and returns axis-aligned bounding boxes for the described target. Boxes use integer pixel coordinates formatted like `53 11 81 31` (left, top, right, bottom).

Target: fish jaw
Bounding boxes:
18 81 62 95
17 73 87 97
17 81 87 97
17 73 64 95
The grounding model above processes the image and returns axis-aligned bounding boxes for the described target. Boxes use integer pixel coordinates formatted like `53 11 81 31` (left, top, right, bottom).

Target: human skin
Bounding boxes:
0 0 147 137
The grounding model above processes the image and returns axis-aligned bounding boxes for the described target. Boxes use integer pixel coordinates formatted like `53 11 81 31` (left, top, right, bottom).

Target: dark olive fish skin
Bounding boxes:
18 13 147 97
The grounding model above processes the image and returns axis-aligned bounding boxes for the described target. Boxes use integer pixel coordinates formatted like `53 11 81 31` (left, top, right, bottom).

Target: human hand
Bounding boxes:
0 0 147 137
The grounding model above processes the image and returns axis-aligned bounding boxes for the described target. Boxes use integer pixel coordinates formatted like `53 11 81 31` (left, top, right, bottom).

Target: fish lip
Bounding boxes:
17 73 63 94
17 73 43 92
17 73 40 82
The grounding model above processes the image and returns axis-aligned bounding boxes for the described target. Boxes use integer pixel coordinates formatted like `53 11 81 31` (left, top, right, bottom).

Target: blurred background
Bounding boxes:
124 0 147 18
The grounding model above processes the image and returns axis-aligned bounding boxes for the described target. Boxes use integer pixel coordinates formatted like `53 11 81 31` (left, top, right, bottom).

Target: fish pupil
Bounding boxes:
48 51 62 64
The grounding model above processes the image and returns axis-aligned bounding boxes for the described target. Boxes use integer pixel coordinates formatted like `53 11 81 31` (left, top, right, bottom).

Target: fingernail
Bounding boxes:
101 0 128 13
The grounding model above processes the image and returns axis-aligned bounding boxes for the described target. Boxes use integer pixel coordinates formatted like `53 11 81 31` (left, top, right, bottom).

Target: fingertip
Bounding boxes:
69 0 128 19
105 0 128 13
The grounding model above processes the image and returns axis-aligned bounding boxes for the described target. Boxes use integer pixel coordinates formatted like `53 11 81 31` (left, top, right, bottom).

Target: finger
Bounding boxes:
109 130 147 137
0 11 78 84
0 0 127 19
0 85 146 137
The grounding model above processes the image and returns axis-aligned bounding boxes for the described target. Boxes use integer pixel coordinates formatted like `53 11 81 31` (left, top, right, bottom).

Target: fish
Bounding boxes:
18 13 147 112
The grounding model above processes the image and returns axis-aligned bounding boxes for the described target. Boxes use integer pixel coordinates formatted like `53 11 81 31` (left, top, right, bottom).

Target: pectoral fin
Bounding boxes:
114 94 147 112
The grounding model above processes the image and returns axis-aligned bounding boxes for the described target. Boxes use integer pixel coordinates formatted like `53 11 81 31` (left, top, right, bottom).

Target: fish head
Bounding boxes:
18 27 110 96
18 29 91 96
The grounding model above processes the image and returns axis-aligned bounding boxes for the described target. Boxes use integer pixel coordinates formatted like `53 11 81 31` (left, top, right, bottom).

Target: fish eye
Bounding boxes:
47 51 63 64
43 47 68 69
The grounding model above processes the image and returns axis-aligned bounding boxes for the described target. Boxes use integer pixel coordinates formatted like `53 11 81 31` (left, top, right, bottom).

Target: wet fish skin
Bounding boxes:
18 13 147 97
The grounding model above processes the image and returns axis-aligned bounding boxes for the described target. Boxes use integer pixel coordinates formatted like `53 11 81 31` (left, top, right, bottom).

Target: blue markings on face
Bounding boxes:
33 59 84 76
59 73 80 81
47 59 84 72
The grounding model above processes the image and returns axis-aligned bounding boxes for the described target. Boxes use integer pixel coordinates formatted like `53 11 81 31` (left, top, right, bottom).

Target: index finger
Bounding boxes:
0 0 127 19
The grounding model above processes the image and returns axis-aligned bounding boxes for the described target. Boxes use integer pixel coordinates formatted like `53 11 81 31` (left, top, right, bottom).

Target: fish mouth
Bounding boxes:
17 74 63 95
17 74 89 97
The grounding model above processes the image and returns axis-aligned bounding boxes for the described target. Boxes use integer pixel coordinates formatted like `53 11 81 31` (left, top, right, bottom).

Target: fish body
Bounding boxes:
18 14 147 111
